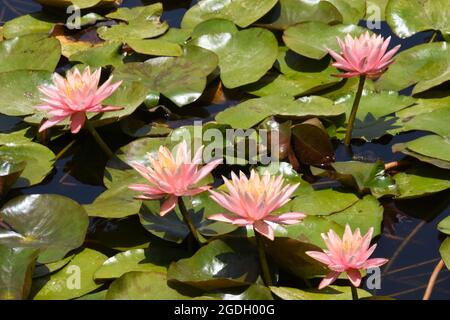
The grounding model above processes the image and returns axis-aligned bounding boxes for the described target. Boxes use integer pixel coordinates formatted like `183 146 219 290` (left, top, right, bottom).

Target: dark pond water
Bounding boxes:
1 0 449 300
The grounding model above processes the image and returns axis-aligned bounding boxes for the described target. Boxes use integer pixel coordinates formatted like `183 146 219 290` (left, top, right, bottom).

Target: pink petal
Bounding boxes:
253 220 274 241
100 105 124 112
193 158 222 184
319 271 340 290
160 195 178 216
128 183 165 195
208 213 252 226
346 269 362 287
305 251 332 266
39 115 67 132
70 112 86 134
364 258 388 269
265 212 306 225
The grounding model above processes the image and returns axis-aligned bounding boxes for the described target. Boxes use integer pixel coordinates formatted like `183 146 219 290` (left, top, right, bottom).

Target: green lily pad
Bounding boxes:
386 0 450 38
312 161 399 198
440 238 450 271
2 14 55 39
271 285 371 300
0 34 61 73
216 95 344 129
207 284 274 300
113 45 218 107
106 271 199 300
393 135 450 169
0 158 26 196
0 245 39 300
283 22 368 60
288 189 360 216
127 39 183 57
36 0 120 9
167 239 261 290
393 164 450 199
0 141 55 188
139 193 237 244
76 290 108 300
94 246 188 280
0 70 53 117
438 217 450 235
326 0 366 24
0 194 88 264
69 41 124 67
30 248 107 300
246 48 341 97
365 0 388 19
377 42 450 95
181 0 278 29
392 107 450 139
33 255 75 278
191 20 278 88
265 0 343 29
98 4 168 42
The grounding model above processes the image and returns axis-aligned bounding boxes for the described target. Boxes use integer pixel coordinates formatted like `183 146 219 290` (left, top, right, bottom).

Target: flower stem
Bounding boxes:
351 283 359 300
178 197 201 246
423 259 445 300
255 232 273 286
344 75 366 147
85 120 115 159
54 139 77 161
429 31 438 43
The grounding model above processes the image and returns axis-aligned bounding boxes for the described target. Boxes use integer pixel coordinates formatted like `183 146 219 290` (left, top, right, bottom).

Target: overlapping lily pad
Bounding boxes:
69 41 124 67
283 22 368 59
35 0 121 9
216 95 345 129
0 158 26 196
377 42 450 95
386 0 450 38
2 13 56 39
181 0 278 29
271 285 371 300
113 45 218 107
0 194 88 263
191 20 278 88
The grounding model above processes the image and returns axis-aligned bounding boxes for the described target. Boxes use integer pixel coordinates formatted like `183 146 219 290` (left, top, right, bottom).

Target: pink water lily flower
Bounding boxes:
208 170 306 241
306 225 388 289
128 141 222 216
329 32 401 78
35 67 123 134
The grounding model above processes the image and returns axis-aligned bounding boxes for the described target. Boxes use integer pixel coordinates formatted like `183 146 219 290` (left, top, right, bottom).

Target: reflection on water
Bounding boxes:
1 0 449 300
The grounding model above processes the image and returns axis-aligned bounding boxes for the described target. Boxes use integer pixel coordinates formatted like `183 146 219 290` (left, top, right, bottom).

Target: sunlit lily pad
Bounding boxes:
191 20 278 88
0 34 61 73
271 285 371 300
0 158 26 196
216 95 344 129
181 0 278 29
35 0 121 9
0 141 55 188
392 135 450 169
2 13 55 39
386 0 450 38
69 41 124 67
113 45 218 107
377 42 450 95
0 194 88 264
438 217 450 235
126 39 183 57
283 22 367 59
167 239 262 290
94 246 188 280
33 254 74 278
392 107 450 139
97 4 168 42
106 271 199 300
30 248 107 300
0 245 39 300
440 238 450 271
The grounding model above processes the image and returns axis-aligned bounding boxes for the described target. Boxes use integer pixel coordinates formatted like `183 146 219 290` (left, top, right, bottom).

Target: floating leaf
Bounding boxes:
392 135 450 169
271 285 371 300
2 14 55 39
216 95 344 129
98 4 168 42
440 238 450 271
438 217 450 236
0 158 26 196
283 22 367 60
94 246 188 280
30 248 107 300
392 107 450 139
292 118 335 167
0 141 55 188
127 39 183 57
181 0 278 29
191 20 278 88
69 41 124 67
33 255 74 278
106 271 199 300
377 42 450 95
113 45 218 107
0 194 88 263
0 70 53 116
167 239 262 290
36 0 120 9
386 0 450 38
0 34 61 73
0 245 39 300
